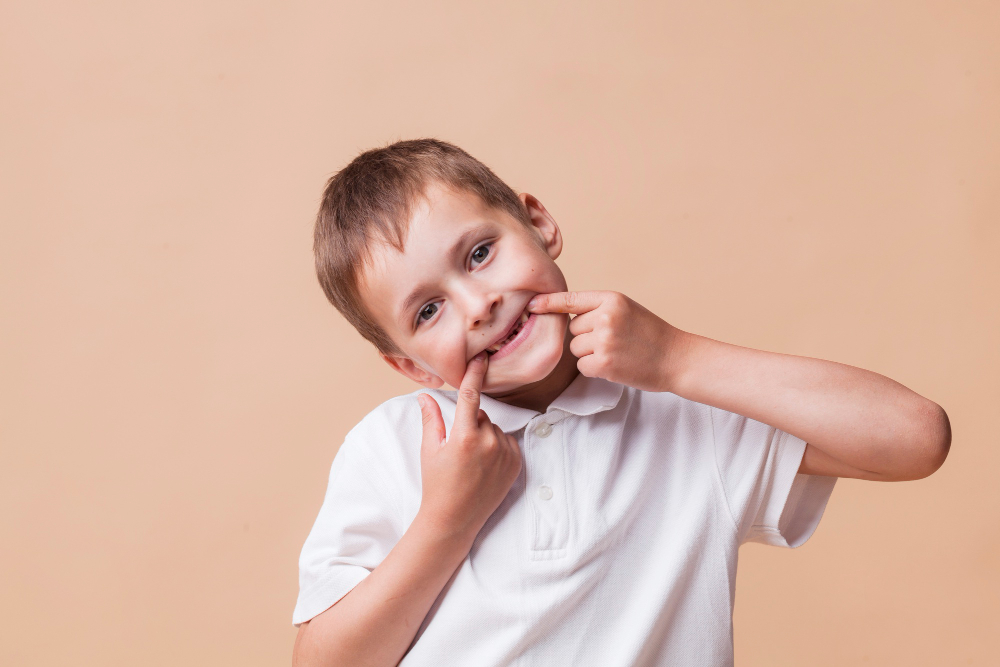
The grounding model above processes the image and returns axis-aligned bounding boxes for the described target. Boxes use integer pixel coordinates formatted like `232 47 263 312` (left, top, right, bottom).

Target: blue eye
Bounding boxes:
418 302 438 323
471 243 492 267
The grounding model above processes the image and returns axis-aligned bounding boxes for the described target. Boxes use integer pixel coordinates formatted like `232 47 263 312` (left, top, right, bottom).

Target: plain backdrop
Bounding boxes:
2 1 997 665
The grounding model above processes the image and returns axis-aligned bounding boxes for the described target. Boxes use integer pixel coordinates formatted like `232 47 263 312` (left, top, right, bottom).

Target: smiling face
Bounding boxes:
360 181 575 404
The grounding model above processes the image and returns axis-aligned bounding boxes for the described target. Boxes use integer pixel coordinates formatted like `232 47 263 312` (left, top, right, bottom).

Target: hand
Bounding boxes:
416 352 522 541
527 290 685 393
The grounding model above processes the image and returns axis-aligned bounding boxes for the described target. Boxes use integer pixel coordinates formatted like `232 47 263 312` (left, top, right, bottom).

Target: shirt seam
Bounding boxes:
708 405 741 538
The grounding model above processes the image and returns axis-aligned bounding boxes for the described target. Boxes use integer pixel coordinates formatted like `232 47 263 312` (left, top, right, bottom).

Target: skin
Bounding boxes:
293 181 952 666
525 290 951 481
364 180 581 412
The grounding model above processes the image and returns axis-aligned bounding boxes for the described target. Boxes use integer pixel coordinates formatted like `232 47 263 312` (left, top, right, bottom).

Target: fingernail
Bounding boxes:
527 297 539 310
473 351 487 362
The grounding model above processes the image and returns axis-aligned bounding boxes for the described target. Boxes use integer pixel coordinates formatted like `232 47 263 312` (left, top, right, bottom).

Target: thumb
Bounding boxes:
417 393 446 452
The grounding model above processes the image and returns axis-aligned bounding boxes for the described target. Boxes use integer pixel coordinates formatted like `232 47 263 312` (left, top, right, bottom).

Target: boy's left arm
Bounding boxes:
528 291 951 481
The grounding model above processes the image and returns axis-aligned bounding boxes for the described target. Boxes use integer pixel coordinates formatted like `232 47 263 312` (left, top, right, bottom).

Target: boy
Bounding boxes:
292 139 950 666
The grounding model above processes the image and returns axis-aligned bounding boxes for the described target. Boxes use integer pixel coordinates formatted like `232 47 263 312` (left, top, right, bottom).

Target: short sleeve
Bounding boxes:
293 437 402 625
710 406 836 548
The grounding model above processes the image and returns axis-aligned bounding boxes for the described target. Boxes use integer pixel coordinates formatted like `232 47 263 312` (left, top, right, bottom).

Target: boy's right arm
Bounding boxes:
292 353 521 667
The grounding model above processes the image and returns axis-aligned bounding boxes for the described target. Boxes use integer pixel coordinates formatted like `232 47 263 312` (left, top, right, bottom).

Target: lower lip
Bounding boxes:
490 313 537 361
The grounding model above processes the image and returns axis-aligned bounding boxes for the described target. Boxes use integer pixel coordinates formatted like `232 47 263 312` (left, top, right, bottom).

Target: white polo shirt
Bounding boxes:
295 373 836 666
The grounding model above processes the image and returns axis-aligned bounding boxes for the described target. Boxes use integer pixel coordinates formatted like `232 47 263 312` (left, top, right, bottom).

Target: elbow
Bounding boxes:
904 400 951 480
292 620 321 667
292 621 308 667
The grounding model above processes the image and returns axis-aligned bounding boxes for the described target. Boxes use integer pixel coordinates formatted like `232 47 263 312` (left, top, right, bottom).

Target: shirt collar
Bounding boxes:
477 373 627 434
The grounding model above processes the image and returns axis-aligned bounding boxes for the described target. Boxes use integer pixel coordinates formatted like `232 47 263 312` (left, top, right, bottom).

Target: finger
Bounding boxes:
568 310 598 336
417 394 446 450
577 355 601 378
493 424 518 459
569 332 596 358
454 352 489 427
527 291 606 315
505 432 521 457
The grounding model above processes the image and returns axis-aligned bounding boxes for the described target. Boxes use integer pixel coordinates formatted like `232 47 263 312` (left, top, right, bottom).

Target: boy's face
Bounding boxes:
360 181 571 397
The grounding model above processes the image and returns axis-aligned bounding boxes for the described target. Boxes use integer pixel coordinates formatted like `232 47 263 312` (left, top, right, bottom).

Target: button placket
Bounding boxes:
525 415 569 555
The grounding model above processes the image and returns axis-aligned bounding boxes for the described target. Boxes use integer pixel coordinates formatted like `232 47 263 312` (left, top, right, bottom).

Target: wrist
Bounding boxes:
659 327 699 394
412 506 481 552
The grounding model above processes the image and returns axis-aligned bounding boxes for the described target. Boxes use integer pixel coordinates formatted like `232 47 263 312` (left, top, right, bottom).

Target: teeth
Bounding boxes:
485 310 530 354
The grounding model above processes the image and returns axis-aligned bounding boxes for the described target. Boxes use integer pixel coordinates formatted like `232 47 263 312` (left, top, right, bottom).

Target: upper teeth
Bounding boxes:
486 311 530 353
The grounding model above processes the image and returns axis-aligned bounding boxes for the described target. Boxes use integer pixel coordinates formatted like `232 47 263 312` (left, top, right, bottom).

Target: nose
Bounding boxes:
464 288 500 329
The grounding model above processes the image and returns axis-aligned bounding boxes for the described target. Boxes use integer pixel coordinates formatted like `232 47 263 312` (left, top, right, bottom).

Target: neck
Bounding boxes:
484 327 579 413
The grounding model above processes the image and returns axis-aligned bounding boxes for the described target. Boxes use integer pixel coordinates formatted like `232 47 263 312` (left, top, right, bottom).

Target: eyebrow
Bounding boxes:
396 225 489 329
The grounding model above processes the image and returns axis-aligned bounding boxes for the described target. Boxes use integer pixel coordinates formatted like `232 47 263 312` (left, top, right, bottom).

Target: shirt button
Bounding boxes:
537 485 553 500
534 422 552 438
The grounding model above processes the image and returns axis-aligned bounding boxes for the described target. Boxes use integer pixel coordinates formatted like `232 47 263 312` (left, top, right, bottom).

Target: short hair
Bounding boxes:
313 138 531 356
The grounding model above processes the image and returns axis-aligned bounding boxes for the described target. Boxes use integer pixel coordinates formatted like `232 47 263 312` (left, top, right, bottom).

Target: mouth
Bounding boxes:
484 307 531 356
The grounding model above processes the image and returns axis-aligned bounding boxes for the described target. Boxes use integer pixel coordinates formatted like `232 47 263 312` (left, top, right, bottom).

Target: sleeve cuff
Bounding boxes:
292 564 371 626
778 471 837 547
746 430 837 548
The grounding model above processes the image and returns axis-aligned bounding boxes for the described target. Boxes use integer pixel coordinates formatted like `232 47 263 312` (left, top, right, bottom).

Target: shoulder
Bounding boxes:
352 389 425 434
625 389 780 456
327 389 435 514
338 385 465 452
622 386 714 428
338 388 436 461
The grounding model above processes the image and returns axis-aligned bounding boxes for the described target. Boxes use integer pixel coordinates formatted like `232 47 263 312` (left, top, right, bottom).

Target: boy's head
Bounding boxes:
314 139 571 395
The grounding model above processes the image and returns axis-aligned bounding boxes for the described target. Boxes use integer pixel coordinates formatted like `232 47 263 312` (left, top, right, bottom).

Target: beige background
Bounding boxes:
2 1 997 664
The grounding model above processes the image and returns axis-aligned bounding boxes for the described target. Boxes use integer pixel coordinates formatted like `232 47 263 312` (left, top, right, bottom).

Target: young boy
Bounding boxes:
292 139 950 666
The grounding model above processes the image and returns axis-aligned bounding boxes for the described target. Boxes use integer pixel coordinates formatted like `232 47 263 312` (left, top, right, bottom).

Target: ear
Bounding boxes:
379 352 445 389
519 193 563 260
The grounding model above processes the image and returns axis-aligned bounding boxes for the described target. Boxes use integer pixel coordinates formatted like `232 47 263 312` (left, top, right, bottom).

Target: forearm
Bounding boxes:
665 331 950 480
292 512 477 667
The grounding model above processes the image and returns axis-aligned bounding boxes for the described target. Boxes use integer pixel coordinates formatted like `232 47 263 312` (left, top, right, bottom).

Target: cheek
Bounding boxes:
510 255 565 292
419 323 471 386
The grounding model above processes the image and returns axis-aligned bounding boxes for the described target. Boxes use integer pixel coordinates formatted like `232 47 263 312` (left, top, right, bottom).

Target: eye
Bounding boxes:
417 302 439 324
470 242 492 268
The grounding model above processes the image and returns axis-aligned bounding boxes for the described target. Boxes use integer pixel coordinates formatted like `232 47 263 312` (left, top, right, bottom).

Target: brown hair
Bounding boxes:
313 138 531 356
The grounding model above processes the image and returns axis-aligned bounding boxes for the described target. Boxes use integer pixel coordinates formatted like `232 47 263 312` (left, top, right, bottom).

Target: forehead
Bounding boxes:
358 182 517 327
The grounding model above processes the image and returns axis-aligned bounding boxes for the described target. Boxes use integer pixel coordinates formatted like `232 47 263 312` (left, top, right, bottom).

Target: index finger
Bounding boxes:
526 291 605 315
454 351 489 426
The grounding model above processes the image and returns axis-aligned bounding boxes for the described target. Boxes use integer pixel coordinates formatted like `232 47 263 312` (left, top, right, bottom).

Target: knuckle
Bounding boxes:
580 354 604 376
459 387 480 403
